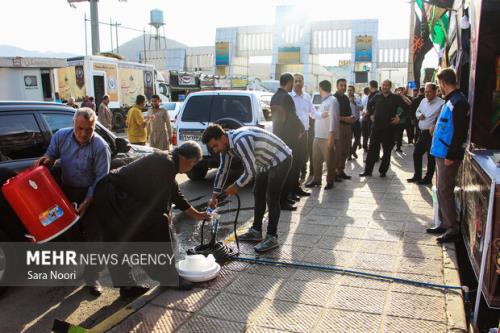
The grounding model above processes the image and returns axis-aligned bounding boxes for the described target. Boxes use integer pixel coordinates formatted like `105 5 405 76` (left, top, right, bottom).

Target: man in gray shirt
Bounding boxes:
407 82 444 185
305 80 339 190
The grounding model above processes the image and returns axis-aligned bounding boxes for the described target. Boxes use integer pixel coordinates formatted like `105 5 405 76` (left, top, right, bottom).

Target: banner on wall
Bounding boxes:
57 66 86 102
354 35 373 62
215 42 230 66
278 47 300 64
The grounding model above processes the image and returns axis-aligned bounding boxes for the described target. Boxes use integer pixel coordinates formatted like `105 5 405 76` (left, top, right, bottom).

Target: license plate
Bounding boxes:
181 133 202 141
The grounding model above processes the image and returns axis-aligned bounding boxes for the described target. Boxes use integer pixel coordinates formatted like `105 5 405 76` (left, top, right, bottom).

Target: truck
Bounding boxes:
54 55 170 129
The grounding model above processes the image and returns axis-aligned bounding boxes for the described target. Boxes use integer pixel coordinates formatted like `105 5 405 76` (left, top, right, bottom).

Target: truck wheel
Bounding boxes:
187 165 208 181
113 112 126 130
0 229 9 298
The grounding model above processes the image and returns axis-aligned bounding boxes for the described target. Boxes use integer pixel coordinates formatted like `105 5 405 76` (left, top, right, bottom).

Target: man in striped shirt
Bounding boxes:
202 125 292 252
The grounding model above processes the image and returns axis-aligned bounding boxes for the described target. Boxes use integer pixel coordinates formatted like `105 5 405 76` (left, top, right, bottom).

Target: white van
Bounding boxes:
174 90 272 180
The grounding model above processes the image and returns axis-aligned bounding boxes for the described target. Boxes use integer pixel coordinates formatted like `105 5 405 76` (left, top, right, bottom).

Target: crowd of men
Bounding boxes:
0 67 468 300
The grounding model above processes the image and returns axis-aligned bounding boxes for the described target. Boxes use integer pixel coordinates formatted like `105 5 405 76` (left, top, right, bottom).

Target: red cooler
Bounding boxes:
1 166 79 243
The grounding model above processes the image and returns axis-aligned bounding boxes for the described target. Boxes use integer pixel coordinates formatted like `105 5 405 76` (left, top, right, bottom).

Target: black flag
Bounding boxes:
413 11 433 89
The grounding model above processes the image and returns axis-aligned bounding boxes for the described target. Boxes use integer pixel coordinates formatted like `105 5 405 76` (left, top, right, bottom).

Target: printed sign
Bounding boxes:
39 205 64 227
24 76 38 89
278 47 300 64
355 35 373 62
215 42 230 66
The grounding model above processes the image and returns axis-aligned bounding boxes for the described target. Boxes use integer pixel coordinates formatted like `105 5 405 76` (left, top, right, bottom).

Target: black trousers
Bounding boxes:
394 124 406 149
298 131 308 179
364 128 395 175
406 121 415 144
253 157 292 236
351 121 361 154
282 141 301 199
361 119 372 150
412 129 435 180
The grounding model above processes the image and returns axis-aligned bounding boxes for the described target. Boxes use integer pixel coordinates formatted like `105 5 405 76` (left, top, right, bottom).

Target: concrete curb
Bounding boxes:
443 242 468 332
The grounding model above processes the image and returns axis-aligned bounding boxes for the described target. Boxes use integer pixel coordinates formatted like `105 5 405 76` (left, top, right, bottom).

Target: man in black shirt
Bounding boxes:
333 78 355 180
271 73 305 210
83 142 210 298
360 80 410 177
361 81 379 150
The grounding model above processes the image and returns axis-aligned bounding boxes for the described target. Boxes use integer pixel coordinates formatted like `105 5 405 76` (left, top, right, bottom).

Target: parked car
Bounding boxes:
174 90 272 180
161 101 183 128
311 92 321 110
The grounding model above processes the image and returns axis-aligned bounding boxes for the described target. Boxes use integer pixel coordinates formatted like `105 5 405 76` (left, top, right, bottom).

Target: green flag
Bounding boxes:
416 0 449 48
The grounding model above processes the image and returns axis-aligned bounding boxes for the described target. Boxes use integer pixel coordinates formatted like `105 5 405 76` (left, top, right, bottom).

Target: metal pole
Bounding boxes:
84 13 88 56
115 21 119 54
110 17 113 53
407 0 416 84
143 28 147 63
90 0 100 55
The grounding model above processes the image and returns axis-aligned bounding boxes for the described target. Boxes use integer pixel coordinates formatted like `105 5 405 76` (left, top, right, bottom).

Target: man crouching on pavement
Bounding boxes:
202 124 292 252
82 141 211 299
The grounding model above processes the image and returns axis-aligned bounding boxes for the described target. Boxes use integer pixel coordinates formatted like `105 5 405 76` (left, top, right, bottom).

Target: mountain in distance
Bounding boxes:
0 36 188 61
112 34 188 62
0 45 77 58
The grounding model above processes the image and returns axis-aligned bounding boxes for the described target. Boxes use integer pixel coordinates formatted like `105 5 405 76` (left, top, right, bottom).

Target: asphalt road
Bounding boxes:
0 169 256 333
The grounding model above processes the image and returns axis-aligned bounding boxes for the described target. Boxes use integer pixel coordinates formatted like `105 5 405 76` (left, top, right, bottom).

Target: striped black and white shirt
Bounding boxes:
213 126 292 194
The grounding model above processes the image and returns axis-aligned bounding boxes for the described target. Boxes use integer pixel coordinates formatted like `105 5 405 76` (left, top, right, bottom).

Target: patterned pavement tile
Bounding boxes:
274 280 335 306
381 315 446 333
256 244 311 262
317 236 360 252
367 220 406 232
195 267 240 290
244 263 296 278
199 292 270 324
349 252 398 272
328 285 387 314
364 229 403 242
315 309 382 333
396 257 443 277
325 226 367 239
303 248 354 268
177 314 245 333
339 271 392 291
109 305 191 333
291 268 344 285
279 233 323 248
254 300 323 332
151 287 219 312
226 272 286 299
401 242 443 260
386 291 446 322
356 239 402 256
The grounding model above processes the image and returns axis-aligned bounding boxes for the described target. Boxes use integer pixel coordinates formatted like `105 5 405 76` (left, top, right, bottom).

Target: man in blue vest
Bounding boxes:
429 68 470 243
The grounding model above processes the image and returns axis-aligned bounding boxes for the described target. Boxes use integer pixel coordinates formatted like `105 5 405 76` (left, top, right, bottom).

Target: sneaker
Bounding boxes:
254 234 279 252
238 228 263 241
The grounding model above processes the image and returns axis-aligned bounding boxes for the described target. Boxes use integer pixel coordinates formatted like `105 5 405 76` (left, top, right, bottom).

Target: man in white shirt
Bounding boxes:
290 73 315 196
407 82 444 185
305 80 339 190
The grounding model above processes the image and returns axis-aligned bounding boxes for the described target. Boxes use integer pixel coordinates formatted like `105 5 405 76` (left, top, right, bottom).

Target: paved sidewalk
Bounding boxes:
110 144 467 332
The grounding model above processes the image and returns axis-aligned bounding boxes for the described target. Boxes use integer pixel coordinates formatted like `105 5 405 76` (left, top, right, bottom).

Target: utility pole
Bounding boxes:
84 13 88 56
115 21 120 54
90 0 100 54
110 17 114 52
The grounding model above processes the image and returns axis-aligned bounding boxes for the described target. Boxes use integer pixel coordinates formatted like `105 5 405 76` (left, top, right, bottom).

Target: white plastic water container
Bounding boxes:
432 186 462 228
